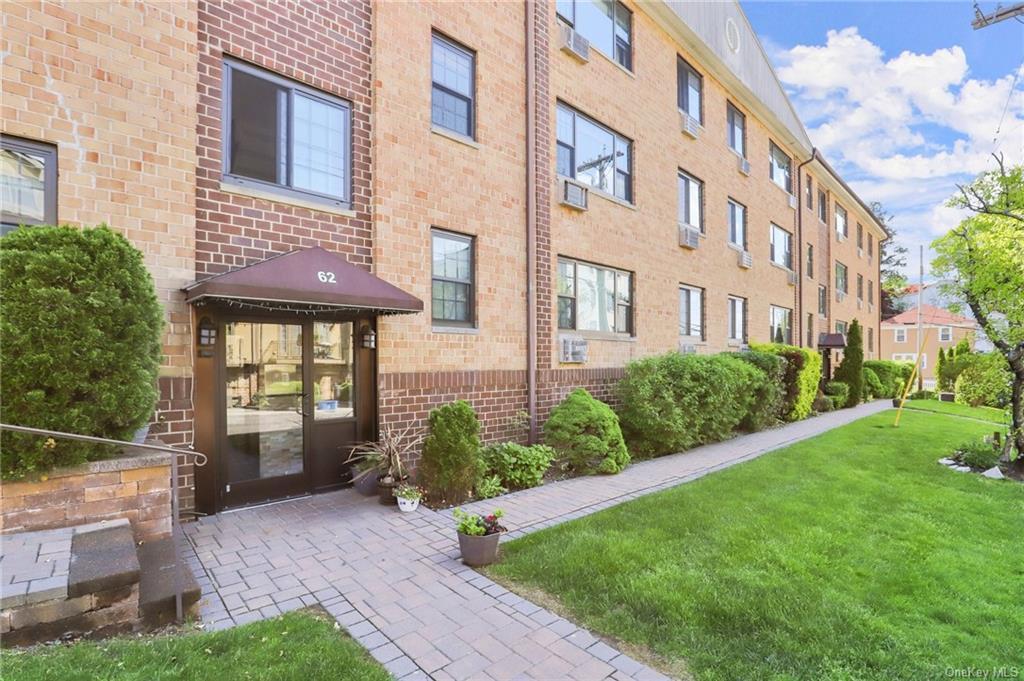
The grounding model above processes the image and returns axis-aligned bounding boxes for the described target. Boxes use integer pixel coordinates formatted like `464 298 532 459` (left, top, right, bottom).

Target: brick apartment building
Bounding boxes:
2 0 885 516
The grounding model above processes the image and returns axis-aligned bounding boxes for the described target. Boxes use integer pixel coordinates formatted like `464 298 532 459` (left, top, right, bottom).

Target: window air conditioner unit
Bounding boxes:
858 247 863 258
787 270 798 287
836 290 847 303
738 250 753 269
678 342 697 355
560 178 589 210
680 111 701 139
559 335 588 363
837 232 847 242
788 194 798 210
738 157 751 176
857 298 863 310
678 223 700 249
559 24 590 63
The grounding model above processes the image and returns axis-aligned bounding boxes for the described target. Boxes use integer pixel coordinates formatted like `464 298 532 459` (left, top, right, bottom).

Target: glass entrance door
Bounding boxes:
222 321 308 507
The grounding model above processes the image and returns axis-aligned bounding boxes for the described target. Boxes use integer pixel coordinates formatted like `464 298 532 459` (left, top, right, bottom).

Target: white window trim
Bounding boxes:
679 284 704 339
939 326 953 342
727 295 746 342
895 328 907 343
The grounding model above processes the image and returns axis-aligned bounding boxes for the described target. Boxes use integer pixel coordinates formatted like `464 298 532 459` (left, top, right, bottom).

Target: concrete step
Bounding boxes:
137 534 201 626
68 521 140 598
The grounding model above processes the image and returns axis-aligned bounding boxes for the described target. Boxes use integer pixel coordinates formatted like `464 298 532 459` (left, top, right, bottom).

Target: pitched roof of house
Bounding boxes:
883 304 975 326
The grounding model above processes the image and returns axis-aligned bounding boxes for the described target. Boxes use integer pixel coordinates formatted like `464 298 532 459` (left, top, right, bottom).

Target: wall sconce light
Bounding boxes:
361 326 377 350
197 317 217 357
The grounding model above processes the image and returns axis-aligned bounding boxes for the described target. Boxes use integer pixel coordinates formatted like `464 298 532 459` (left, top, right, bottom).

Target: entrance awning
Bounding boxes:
817 333 847 349
183 247 423 315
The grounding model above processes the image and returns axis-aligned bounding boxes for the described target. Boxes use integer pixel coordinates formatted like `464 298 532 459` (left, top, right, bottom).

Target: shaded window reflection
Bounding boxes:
313 322 355 420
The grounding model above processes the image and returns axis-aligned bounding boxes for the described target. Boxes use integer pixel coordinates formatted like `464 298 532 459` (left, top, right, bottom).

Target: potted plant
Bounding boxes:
394 484 422 512
453 508 506 567
345 425 421 505
347 451 382 496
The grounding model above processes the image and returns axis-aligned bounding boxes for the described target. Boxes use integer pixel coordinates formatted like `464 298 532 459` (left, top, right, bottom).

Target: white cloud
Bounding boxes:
771 27 1024 276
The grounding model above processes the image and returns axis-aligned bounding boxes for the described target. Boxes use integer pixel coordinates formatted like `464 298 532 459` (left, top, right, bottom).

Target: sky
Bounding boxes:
742 0 1024 280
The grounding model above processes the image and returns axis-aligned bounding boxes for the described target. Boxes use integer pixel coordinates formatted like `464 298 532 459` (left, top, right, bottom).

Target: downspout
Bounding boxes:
795 147 816 348
525 0 538 443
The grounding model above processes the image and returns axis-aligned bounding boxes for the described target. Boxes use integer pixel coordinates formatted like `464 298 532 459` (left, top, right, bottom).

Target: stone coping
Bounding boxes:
20 451 173 482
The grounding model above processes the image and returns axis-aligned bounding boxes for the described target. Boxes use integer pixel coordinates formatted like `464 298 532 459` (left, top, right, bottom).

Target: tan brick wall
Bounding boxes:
1 1 198 381
0 462 172 542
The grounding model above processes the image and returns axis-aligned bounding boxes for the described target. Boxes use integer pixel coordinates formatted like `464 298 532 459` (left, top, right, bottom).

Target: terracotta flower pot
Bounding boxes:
457 531 501 567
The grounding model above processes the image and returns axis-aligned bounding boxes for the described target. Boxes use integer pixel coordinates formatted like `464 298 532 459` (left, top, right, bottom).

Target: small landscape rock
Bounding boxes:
981 467 1005 479
952 466 971 473
938 458 956 466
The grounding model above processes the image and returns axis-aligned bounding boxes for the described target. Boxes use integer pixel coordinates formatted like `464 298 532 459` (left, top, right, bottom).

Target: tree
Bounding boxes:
870 202 909 319
936 347 947 390
935 156 1024 465
774 326 784 344
834 319 864 407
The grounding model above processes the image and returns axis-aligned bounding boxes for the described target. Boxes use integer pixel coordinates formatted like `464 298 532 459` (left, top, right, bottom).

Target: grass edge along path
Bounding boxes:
489 410 1024 681
899 399 1008 424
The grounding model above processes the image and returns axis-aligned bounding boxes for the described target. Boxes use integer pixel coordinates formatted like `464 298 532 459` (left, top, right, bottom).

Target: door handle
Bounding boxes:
295 393 311 418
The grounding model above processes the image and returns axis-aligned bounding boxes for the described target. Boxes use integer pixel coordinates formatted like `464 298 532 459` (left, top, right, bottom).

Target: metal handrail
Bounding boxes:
0 423 208 623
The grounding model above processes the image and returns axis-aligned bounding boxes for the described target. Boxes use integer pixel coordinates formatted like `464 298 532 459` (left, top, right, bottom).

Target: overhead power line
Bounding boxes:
972 2 1024 28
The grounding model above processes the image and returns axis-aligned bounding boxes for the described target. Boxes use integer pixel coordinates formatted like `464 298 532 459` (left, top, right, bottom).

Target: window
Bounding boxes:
728 199 746 248
817 190 828 223
769 142 792 193
678 171 703 232
857 273 864 301
556 103 632 202
679 285 704 339
770 223 792 269
728 296 747 342
1 135 57 234
893 352 926 369
557 0 632 70
818 285 828 316
835 204 848 239
939 326 953 342
770 305 792 344
805 175 813 209
836 320 847 336
868 327 874 353
677 57 702 123
558 258 632 334
806 243 814 278
806 313 815 348
431 33 475 138
868 279 874 304
835 261 848 294
868 233 874 258
431 230 474 325
856 223 864 251
727 103 745 156
223 59 351 208
895 328 907 343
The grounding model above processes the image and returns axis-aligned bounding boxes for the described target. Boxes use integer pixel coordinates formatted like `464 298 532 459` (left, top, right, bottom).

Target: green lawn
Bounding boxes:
900 398 1009 424
1 610 391 681
489 410 1024 681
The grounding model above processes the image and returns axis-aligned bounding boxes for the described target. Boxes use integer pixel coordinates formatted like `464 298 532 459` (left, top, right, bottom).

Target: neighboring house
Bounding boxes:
895 281 993 351
1 0 885 516
880 305 978 386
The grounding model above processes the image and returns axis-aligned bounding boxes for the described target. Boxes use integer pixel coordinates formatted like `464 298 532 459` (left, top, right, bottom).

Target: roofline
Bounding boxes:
810 150 891 239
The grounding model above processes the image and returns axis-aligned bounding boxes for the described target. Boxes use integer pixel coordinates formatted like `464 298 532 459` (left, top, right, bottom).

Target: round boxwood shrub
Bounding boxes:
544 388 629 474
1 225 164 480
954 354 1012 408
419 400 482 504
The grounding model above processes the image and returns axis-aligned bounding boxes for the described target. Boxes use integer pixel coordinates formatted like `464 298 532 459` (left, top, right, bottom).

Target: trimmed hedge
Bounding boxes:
732 350 787 430
824 381 850 410
862 367 884 400
1 225 164 480
616 352 764 458
544 388 629 474
863 360 914 399
749 343 822 421
419 400 482 504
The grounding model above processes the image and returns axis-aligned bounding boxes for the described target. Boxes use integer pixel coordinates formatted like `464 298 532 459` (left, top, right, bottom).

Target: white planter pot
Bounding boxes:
397 497 420 513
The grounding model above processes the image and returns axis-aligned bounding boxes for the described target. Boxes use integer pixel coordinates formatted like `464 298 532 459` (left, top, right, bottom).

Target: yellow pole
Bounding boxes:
894 327 930 427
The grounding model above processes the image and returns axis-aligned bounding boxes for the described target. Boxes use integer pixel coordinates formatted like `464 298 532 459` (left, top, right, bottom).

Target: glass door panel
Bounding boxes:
312 321 355 420
223 321 305 484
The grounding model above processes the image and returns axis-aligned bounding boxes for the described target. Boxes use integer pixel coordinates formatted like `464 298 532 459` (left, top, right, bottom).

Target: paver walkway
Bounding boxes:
183 401 890 680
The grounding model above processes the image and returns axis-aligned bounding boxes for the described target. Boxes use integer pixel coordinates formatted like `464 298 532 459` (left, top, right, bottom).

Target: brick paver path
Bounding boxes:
184 401 890 680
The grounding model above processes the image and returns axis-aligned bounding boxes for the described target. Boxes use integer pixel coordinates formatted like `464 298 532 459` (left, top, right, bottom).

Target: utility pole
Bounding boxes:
917 244 924 391
972 2 1024 28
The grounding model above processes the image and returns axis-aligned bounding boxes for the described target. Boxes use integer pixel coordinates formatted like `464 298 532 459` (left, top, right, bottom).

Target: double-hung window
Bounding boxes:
805 175 814 209
818 285 828 316
1 135 57 234
857 273 864 301
868 279 874 304
556 103 632 202
556 0 632 70
939 326 953 342
727 103 745 156
677 57 702 123
835 261 848 294
728 296 747 342
806 243 814 278
770 223 792 269
868 327 874 353
835 204 848 239
895 328 907 343
836 320 847 336
558 258 632 334
678 285 704 339
678 170 703 232
770 305 792 344
856 223 864 252
817 190 828 223
223 58 352 209
769 142 792 193
431 33 475 139
431 230 475 326
868 233 874 259
728 199 746 248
